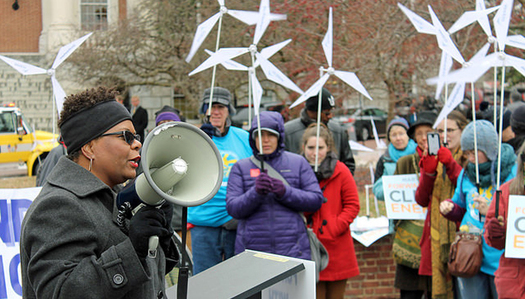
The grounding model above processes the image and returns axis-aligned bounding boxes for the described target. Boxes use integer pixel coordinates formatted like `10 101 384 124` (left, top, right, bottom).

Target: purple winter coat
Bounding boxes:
226 111 324 260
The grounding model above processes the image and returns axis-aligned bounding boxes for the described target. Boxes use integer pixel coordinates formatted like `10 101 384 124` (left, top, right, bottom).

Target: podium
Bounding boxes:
166 250 314 299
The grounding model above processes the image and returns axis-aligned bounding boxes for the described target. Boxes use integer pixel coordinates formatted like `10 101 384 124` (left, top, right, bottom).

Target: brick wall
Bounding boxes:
346 235 398 299
0 0 42 53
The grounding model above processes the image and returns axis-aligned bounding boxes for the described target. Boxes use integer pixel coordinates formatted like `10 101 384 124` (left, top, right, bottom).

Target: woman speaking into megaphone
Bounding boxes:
20 87 177 299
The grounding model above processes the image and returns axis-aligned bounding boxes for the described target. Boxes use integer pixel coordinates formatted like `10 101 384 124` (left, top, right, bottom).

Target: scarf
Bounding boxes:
310 152 338 181
465 143 516 188
388 139 417 162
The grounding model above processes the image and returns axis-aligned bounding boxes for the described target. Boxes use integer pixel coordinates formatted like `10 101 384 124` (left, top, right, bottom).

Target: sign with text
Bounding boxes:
505 195 525 259
0 187 41 299
383 174 427 220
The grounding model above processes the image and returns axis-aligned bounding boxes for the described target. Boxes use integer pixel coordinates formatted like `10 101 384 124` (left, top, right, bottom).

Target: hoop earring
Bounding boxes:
89 158 93 172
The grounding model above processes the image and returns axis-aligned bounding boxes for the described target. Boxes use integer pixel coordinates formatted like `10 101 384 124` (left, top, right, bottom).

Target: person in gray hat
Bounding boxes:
284 88 356 174
189 87 252 274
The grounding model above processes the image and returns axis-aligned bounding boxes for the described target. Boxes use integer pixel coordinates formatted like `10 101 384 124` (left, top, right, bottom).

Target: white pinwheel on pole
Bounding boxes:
289 7 373 172
0 32 93 138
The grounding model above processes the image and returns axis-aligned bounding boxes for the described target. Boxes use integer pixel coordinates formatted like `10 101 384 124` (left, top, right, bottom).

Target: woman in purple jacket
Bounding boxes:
226 111 324 259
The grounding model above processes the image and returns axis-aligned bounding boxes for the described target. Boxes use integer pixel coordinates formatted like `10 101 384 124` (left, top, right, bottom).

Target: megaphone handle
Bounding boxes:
178 207 189 299
148 236 159 258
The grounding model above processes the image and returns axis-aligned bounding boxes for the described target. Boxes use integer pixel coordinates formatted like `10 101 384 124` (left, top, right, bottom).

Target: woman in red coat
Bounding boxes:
302 123 360 299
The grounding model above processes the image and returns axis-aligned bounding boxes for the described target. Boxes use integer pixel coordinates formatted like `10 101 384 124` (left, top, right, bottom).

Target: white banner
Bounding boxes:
0 187 41 299
382 174 427 220
505 195 525 259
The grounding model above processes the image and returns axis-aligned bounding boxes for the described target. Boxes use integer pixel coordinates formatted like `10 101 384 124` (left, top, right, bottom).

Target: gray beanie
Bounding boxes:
460 120 498 161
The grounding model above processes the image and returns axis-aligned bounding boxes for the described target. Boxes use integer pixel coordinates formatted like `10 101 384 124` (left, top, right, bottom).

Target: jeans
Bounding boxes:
456 272 498 299
190 225 236 274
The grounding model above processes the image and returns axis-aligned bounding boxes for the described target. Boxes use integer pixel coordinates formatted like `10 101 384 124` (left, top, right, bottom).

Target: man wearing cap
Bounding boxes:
189 87 252 274
284 88 356 174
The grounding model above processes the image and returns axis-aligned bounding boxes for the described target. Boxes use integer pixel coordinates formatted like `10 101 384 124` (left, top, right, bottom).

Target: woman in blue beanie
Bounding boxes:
440 120 517 299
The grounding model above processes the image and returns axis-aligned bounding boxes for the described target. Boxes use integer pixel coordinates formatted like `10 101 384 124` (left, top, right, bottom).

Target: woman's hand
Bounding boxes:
440 201 454 215
473 196 489 216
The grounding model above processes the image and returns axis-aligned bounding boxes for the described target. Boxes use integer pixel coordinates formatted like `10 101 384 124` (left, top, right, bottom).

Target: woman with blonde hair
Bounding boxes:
301 123 360 299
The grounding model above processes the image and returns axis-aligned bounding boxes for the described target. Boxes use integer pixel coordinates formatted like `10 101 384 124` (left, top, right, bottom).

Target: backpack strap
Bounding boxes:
249 156 289 186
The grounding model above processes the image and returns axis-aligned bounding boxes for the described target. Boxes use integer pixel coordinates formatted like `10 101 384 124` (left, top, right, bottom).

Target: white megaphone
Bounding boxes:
118 121 223 210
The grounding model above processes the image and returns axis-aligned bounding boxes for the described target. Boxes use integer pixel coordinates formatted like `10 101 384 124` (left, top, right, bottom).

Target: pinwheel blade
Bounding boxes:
493 0 514 52
433 82 466 128
185 12 221 63
51 76 67 115
257 53 303 94
0 55 47 75
52 32 93 69
397 3 436 35
429 5 465 64
228 10 285 26
322 7 333 67
253 0 271 45
432 51 453 99
507 55 525 78
250 71 263 116
217 0 224 6
189 47 249 76
290 74 330 109
334 70 372 100
260 39 291 60
204 49 249 71
448 7 499 36
506 35 525 50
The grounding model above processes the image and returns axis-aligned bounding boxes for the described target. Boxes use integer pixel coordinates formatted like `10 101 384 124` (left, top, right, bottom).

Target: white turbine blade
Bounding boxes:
493 0 514 52
0 55 47 75
185 12 221 63
227 10 285 26
189 47 248 76
507 55 525 78
260 39 291 59
433 44 492 85
51 76 67 115
250 71 263 115
506 35 525 50
217 0 224 6
397 3 436 35
257 53 303 94
433 82 466 128
204 49 248 71
334 70 373 100
52 32 93 69
290 74 330 109
448 7 499 36
349 140 374 152
428 5 465 64
269 13 287 21
253 0 271 45
322 7 333 67
432 51 453 99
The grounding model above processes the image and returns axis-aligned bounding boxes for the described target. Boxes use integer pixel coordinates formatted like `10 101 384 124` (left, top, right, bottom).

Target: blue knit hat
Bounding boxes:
460 120 498 161
387 117 410 142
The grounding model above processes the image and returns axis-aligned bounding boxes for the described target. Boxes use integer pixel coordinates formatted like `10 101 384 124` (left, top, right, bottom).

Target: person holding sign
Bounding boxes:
440 120 516 299
393 110 437 299
484 142 525 298
20 87 177 298
301 123 361 299
415 110 468 299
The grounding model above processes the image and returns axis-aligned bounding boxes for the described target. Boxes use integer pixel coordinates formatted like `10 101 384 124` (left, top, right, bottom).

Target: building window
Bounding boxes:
81 0 108 31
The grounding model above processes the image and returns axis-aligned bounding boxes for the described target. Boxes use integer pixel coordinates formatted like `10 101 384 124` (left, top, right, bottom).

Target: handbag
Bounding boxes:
447 232 483 278
392 220 423 269
249 156 329 281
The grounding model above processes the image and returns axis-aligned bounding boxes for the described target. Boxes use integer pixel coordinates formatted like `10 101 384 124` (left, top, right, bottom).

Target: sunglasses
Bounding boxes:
100 131 141 145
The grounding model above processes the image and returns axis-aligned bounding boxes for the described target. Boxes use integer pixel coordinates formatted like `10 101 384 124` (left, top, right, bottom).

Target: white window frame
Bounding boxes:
80 0 109 31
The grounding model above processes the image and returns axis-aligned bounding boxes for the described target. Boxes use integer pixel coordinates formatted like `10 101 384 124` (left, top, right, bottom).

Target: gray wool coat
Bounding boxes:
21 157 168 299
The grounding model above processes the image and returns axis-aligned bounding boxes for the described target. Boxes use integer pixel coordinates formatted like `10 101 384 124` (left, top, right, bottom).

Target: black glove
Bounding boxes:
201 123 218 138
129 206 171 258
159 202 174 254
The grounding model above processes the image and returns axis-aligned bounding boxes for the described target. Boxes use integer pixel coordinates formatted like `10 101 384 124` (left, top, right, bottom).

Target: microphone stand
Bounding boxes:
177 207 189 299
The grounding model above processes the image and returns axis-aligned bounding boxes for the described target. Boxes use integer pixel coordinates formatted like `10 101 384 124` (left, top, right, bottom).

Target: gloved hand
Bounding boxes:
200 123 218 138
419 154 438 175
255 171 272 195
129 206 171 258
486 217 506 239
437 147 454 166
271 178 286 198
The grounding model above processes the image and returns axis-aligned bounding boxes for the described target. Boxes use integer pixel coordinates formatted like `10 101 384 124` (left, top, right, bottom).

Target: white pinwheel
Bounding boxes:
185 0 285 63
0 32 93 136
448 0 499 37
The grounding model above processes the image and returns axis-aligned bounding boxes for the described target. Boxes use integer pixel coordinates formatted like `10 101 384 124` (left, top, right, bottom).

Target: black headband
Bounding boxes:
60 101 133 154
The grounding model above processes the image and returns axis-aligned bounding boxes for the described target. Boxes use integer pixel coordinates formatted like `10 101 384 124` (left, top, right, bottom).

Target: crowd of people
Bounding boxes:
21 85 525 298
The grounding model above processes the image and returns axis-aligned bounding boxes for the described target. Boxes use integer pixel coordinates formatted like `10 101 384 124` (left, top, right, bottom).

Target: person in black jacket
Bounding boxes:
284 88 355 174
131 96 148 142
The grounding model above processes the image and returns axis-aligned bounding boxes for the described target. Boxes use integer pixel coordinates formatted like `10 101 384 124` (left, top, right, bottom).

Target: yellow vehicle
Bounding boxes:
0 104 58 176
